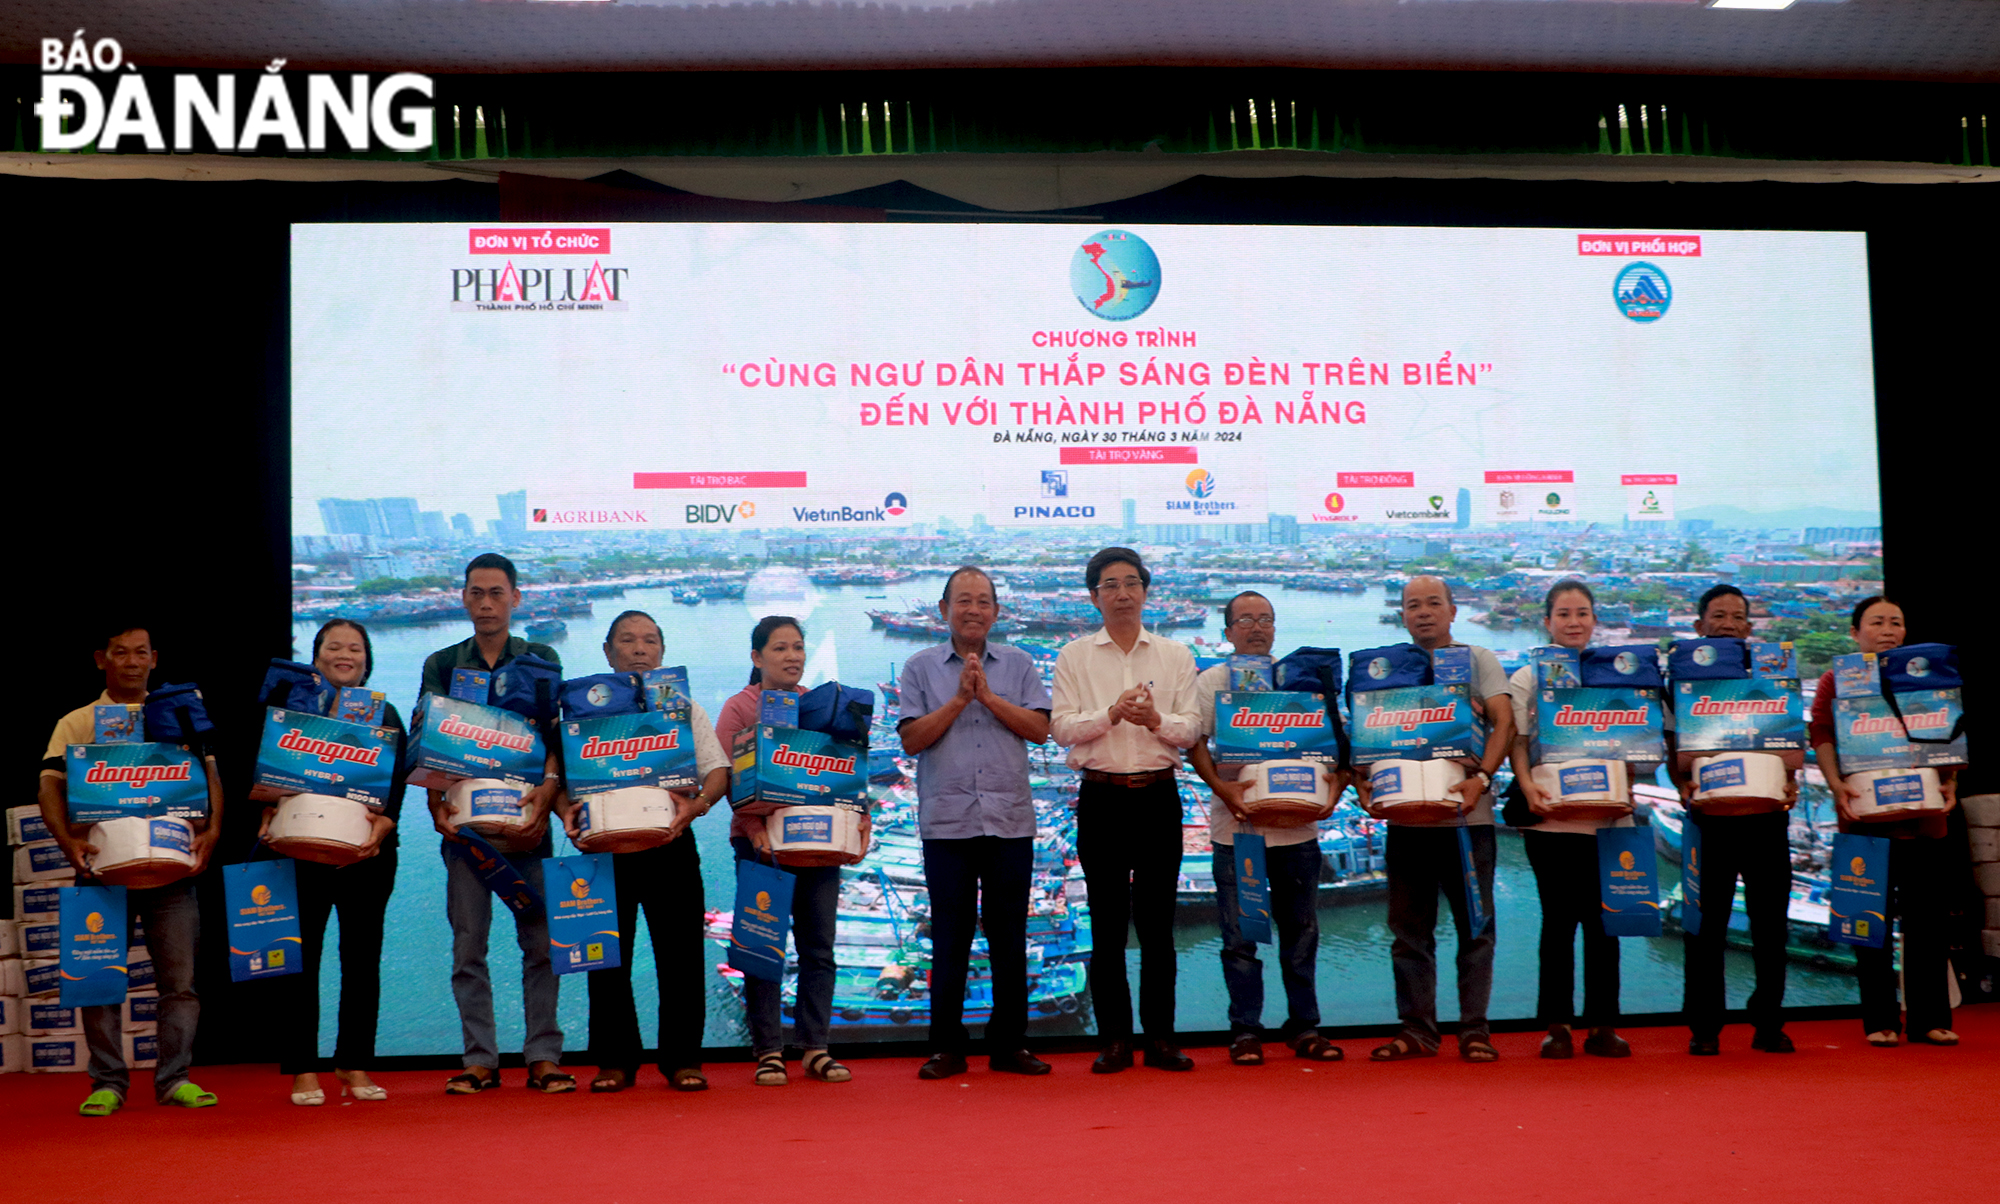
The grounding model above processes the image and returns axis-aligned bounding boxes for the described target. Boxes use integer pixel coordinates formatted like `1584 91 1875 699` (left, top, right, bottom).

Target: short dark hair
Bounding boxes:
311 619 375 685
464 552 518 589
1222 590 1270 627
1696 583 1746 619
1402 576 1454 606
1850 594 1897 630
100 621 153 651
1086 547 1150 592
603 609 662 647
748 614 804 686
940 565 997 607
1543 579 1596 619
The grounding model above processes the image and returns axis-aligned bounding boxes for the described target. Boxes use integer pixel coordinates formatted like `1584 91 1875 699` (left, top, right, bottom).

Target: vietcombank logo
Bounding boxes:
35 33 433 152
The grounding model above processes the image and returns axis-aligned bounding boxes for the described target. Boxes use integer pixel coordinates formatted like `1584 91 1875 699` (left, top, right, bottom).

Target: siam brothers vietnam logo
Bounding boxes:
1614 262 1672 323
1070 230 1161 322
1185 470 1216 499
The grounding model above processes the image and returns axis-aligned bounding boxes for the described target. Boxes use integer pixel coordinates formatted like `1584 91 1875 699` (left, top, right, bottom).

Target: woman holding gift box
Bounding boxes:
261 618 406 1106
714 615 861 1086
1504 580 1633 1060
1808 596 1960 1047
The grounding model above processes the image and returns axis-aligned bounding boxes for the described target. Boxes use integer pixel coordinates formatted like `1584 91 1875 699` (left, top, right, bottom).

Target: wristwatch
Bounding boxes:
1472 769 1493 789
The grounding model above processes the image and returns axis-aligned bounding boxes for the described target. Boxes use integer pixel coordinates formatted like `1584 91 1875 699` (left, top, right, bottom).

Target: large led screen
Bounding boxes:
292 223 1880 1056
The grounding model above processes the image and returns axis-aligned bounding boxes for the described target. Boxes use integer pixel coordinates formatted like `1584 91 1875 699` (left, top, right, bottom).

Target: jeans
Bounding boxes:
83 877 200 1101
733 837 840 1056
922 835 1033 1054
1856 835 1954 1037
1075 778 1183 1043
1384 824 1496 1048
1522 831 1621 1027
1681 809 1791 1042
279 849 397 1075
1212 839 1324 1039
442 840 562 1068
588 835 707 1074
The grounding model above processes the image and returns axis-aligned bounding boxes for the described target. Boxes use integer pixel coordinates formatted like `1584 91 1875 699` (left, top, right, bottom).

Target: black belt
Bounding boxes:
1081 768 1176 788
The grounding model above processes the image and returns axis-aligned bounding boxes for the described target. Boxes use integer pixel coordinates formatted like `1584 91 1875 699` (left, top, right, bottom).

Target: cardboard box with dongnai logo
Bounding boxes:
1213 692 1341 763
253 709 398 804
729 725 867 815
403 695 546 790
562 707 698 795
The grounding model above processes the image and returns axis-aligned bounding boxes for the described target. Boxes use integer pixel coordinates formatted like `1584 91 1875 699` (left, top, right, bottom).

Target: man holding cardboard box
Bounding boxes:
418 553 571 1094
36 622 222 1115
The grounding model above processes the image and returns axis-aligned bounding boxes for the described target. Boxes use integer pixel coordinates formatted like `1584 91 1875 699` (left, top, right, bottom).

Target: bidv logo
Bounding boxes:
686 500 754 524
35 34 432 153
1070 229 1161 322
1614 261 1671 323
884 492 908 517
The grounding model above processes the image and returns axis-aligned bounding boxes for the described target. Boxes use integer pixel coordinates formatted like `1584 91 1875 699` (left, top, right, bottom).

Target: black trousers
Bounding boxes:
279 848 397 1076
1682 809 1791 1041
922 835 1034 1054
586 834 707 1074
1856 835 1954 1037
1522 831 1621 1027
1075 778 1183 1043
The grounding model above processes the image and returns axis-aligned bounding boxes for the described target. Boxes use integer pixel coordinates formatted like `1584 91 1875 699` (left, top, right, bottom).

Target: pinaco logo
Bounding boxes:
276 729 383 767
770 744 857 777
578 731 682 761
437 715 536 752
251 885 272 907
82 760 191 788
1364 704 1458 731
1229 709 1327 732
85 912 104 934
1551 704 1651 732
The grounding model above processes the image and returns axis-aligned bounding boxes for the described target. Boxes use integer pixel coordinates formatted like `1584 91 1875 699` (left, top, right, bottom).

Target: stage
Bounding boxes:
5 1008 1993 1203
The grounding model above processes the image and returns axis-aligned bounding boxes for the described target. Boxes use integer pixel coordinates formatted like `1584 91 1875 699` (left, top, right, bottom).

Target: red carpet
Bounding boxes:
6 1008 1995 1203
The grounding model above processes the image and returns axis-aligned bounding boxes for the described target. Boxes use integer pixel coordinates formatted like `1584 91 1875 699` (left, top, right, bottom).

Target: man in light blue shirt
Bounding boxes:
898 565 1053 1080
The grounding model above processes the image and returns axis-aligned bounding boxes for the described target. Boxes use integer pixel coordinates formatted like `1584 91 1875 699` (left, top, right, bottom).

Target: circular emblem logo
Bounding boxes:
1367 656 1391 680
1613 651 1640 675
85 911 104 934
571 877 590 900
1618 851 1635 870
1693 645 1717 667
1185 469 1216 499
251 884 272 906
1614 261 1672 323
884 491 908 517
1324 491 1345 514
739 500 756 518
586 683 613 707
1905 656 1930 678
1070 229 1161 321
1849 856 1866 876
1545 492 1562 507
1243 857 1254 877
755 890 772 912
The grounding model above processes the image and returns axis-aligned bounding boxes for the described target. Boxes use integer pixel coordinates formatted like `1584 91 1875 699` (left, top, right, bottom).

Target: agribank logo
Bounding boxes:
1070 230 1161 322
35 34 433 152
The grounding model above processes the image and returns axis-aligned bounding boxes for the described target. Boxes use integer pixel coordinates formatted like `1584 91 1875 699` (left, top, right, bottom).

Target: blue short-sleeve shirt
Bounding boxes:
898 642 1052 840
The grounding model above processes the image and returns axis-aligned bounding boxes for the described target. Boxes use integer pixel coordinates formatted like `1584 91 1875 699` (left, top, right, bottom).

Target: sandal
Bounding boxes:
1369 1032 1437 1062
670 1067 710 1092
590 1069 631 1093
79 1088 124 1117
1865 1030 1901 1048
1229 1033 1265 1065
1459 1034 1499 1063
754 1052 789 1086
162 1081 219 1108
526 1068 578 1094
445 1069 500 1095
803 1050 852 1082
1290 1033 1344 1062
1912 1029 1959 1046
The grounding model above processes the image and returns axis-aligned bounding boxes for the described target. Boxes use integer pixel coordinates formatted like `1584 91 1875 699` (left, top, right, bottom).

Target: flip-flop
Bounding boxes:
162 1081 218 1108
78 1089 124 1117
527 1069 578 1094
445 1070 500 1094
1291 1034 1344 1062
1369 1033 1437 1062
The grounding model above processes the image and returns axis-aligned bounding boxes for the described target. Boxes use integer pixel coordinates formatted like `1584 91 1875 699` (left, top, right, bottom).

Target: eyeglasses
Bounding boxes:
1230 616 1275 629
1096 576 1146 593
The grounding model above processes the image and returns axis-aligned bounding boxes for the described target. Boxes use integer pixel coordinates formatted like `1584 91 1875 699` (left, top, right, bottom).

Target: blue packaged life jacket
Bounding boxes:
143 683 216 750
1273 645 1349 765
1346 644 1432 700
559 673 648 720
259 659 335 714
1881 643 1960 692
490 653 562 725
797 681 875 746
1580 645 1664 690
1666 638 1749 682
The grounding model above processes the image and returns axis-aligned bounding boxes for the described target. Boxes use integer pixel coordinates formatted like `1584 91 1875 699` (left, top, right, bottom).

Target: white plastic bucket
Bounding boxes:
1368 759 1468 824
1531 759 1634 822
575 787 679 854
767 806 866 867
87 817 198 888
1690 753 1792 815
1238 760 1334 827
268 794 377 865
445 778 538 851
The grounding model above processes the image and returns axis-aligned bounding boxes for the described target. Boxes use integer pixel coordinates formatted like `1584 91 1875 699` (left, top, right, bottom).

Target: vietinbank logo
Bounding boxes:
452 260 629 313
884 492 908 517
35 34 433 153
1070 230 1161 322
790 493 908 523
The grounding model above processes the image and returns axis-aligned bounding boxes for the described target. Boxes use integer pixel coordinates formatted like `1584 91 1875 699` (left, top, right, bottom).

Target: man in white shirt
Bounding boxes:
1357 576 1513 1063
1050 547 1201 1073
1187 591 1347 1066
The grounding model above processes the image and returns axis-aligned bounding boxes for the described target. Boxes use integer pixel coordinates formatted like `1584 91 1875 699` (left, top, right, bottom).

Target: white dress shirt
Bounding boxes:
1049 626 1200 772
